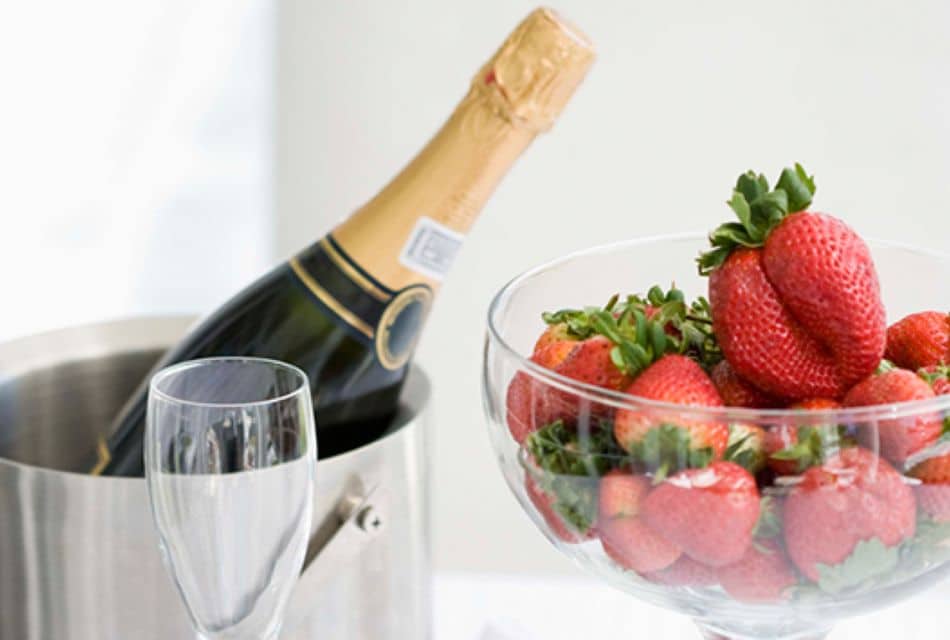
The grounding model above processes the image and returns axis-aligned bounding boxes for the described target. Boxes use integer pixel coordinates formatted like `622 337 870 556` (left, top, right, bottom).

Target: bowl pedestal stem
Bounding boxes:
695 620 831 640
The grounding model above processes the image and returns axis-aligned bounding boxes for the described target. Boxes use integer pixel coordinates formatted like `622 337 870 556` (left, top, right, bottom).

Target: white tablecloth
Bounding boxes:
434 572 947 639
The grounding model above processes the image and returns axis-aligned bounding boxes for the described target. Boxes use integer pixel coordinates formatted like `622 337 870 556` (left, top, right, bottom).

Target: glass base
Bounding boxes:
696 619 831 640
196 627 280 640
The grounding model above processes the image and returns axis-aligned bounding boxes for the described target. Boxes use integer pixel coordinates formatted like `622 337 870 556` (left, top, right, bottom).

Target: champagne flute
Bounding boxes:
145 357 316 640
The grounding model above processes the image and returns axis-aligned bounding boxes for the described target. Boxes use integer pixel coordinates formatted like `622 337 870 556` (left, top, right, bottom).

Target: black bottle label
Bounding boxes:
291 236 432 370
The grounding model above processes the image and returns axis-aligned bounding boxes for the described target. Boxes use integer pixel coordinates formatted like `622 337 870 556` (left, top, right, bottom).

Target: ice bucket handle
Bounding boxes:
282 482 385 634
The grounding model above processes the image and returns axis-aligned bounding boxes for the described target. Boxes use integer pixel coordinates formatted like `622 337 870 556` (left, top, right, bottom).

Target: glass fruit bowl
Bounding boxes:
482 234 950 640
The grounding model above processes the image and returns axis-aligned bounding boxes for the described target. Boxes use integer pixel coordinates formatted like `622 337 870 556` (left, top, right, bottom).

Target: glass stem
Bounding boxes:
696 621 830 640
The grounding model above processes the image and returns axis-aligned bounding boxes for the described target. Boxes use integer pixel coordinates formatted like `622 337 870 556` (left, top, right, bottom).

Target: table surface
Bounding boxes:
433 572 948 640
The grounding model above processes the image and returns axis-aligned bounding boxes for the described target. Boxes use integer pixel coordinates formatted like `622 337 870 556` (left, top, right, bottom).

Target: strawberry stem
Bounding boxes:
542 286 722 375
697 163 816 275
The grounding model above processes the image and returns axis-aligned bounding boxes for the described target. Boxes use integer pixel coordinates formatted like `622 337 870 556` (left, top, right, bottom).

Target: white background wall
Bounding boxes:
0 0 274 342
276 0 950 575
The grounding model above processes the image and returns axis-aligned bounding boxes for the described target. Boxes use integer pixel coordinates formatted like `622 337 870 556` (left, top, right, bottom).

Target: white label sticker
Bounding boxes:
399 216 464 282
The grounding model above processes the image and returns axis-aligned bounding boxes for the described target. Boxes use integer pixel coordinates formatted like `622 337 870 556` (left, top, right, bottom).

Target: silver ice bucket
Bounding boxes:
0 316 432 639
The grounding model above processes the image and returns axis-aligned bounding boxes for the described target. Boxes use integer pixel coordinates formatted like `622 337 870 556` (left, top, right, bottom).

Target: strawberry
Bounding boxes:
711 360 780 408
920 364 950 396
701 165 886 401
506 335 630 444
717 497 797 602
843 369 942 466
644 554 718 587
783 447 916 582
525 419 623 478
614 355 729 472
522 420 622 543
506 338 578 443
598 471 681 573
555 335 633 390
543 286 723 377
764 399 844 475
790 398 843 411
718 540 798 603
508 286 719 445
885 311 950 371
533 322 573 353
525 472 596 544
598 469 648 518
641 462 760 567
908 453 950 522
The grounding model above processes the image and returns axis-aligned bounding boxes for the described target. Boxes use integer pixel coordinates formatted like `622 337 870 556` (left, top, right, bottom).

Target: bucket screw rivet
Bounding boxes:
357 506 383 533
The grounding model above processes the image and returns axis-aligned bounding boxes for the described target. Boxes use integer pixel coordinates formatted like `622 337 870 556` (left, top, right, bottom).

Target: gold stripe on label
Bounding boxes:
290 258 375 339
320 237 392 302
89 437 111 476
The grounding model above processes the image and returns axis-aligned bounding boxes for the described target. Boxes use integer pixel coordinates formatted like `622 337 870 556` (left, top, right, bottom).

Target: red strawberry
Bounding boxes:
614 355 729 470
709 249 841 400
718 540 798 603
711 360 780 408
885 311 950 371
644 554 718 587
505 374 539 444
641 462 760 567
843 369 942 466
506 335 631 444
783 447 916 582
920 365 950 396
598 472 681 573
555 335 632 390
791 398 843 411
908 453 950 522
598 469 648 518
533 322 573 353
506 339 578 443
524 473 595 544
764 399 843 475
702 167 886 401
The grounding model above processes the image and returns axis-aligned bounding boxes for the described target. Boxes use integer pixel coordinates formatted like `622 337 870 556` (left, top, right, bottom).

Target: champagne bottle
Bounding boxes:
92 7 595 476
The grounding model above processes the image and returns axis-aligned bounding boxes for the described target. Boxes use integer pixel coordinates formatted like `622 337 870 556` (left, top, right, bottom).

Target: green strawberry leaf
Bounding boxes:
542 308 599 339
696 246 733 275
547 474 599 534
876 359 897 374
724 424 765 474
525 420 627 478
697 163 817 276
647 285 666 306
629 423 713 477
541 287 722 377
729 191 754 236
770 439 820 473
816 538 899 595
735 170 770 204
755 190 789 226
526 420 632 537
776 163 816 213
918 364 945 384
770 425 848 473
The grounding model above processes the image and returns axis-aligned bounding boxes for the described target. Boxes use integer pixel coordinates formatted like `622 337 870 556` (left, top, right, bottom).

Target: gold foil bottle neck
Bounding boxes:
331 6 595 294
475 7 596 133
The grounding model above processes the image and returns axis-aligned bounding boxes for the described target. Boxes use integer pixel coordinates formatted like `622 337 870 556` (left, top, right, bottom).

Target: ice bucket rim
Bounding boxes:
0 314 431 480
